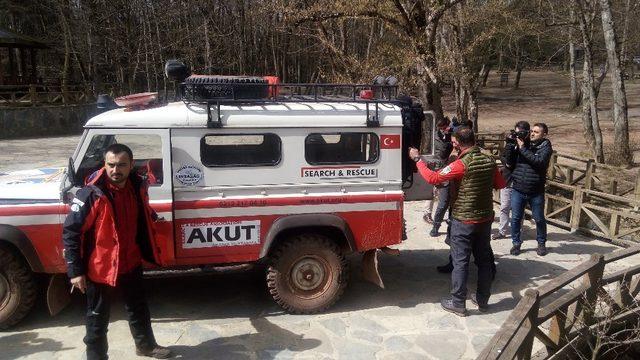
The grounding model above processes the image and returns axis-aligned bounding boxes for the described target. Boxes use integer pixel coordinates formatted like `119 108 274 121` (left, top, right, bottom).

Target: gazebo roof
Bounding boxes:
0 28 48 49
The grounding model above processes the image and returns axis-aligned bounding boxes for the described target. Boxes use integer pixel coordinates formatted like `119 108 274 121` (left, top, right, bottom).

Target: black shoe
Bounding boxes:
536 243 548 256
470 294 489 313
510 245 521 256
136 345 172 359
436 262 453 273
440 298 467 317
429 226 440 237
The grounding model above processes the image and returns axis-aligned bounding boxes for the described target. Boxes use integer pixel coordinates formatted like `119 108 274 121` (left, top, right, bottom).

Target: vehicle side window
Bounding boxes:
77 134 163 186
200 134 281 167
305 132 379 165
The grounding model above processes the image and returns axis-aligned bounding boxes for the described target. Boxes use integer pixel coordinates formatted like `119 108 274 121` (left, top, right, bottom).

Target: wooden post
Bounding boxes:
609 212 620 239
570 187 583 232
519 289 540 360
547 151 558 180
582 254 605 327
566 168 574 185
615 278 634 309
609 179 618 195
548 306 569 351
29 85 37 105
584 159 595 190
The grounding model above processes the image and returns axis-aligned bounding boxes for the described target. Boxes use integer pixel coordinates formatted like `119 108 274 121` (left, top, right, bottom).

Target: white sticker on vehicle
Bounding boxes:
182 220 260 248
301 166 378 179
175 165 203 186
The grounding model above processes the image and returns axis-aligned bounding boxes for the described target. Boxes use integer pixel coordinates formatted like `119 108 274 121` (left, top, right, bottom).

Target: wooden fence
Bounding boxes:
477 133 640 245
0 84 93 106
478 245 640 359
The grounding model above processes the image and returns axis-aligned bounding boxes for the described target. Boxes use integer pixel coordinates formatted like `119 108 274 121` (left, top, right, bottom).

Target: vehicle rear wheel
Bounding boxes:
266 234 348 314
0 247 37 330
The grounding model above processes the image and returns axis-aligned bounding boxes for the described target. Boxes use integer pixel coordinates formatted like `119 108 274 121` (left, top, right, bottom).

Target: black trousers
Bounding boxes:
84 267 156 360
449 219 494 308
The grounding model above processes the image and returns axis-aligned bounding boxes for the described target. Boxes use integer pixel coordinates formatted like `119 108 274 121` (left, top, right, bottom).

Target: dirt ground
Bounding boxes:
443 70 640 165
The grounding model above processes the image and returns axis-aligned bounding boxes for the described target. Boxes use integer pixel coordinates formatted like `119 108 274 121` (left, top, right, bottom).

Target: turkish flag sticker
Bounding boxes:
380 134 401 149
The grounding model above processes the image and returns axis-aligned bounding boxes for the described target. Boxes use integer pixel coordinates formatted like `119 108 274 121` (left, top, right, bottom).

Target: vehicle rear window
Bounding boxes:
305 133 379 165
200 134 281 167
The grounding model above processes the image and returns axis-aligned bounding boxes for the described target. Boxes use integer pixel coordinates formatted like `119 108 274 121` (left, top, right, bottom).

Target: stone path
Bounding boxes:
2 200 638 359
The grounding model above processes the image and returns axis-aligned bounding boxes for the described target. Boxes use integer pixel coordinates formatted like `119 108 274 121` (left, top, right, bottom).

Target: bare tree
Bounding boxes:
599 0 631 166
573 0 605 163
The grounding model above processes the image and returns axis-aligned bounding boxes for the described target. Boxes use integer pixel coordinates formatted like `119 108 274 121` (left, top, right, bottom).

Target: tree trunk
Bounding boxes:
600 0 632 165
575 0 604 162
569 40 581 109
481 64 491 87
512 45 522 90
569 7 581 109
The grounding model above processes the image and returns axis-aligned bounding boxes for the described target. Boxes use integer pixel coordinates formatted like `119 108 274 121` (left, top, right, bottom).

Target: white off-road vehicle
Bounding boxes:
0 60 435 329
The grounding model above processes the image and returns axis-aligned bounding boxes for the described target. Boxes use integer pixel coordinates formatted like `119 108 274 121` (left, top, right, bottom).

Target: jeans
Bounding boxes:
510 189 547 246
84 268 156 360
433 185 450 227
498 187 512 235
449 219 494 307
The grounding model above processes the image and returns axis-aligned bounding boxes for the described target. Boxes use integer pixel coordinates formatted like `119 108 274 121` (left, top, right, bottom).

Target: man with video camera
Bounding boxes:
503 121 553 256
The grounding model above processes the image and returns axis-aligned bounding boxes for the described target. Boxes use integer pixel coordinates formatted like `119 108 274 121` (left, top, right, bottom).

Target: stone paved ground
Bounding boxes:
2 200 638 360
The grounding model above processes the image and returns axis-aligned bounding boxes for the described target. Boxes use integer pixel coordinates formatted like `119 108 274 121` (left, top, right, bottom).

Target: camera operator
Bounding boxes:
504 122 553 256
425 117 454 237
492 123 528 240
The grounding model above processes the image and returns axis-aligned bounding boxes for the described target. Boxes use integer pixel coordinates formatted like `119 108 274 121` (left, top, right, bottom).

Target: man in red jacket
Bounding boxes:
409 127 506 316
63 144 171 360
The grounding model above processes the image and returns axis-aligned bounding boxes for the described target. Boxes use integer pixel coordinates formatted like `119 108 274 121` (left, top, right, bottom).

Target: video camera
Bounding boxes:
507 129 530 143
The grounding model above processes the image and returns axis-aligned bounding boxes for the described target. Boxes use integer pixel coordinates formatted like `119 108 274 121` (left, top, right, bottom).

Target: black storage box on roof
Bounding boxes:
183 75 269 101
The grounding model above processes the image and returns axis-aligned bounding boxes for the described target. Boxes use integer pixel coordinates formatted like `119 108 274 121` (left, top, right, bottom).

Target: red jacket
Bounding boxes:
62 168 158 286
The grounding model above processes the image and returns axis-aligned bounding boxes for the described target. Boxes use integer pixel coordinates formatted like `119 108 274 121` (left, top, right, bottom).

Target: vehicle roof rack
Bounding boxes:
179 81 399 128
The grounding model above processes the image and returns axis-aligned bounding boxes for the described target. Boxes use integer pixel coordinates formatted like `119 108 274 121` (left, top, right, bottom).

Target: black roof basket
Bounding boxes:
179 80 399 128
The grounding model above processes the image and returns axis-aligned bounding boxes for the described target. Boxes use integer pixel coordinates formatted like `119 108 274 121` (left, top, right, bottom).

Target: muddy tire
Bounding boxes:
0 247 37 330
266 234 349 314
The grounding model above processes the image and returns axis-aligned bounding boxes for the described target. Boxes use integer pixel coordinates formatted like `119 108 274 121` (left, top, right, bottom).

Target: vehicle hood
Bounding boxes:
0 168 64 203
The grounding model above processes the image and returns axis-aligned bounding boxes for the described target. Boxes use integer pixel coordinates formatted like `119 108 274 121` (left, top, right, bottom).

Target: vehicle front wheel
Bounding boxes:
266 234 348 314
0 246 37 330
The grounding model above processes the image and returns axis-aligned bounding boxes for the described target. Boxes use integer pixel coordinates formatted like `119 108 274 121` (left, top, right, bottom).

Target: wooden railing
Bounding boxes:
478 245 640 359
0 84 94 106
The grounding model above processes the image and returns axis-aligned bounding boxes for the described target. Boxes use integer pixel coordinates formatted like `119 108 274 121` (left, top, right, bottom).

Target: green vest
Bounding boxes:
451 147 496 222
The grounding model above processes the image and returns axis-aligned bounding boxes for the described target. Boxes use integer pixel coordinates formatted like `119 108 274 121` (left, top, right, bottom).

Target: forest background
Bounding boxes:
1 0 639 165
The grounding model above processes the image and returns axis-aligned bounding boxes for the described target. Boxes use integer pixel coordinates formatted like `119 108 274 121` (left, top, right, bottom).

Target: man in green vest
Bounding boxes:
409 126 506 316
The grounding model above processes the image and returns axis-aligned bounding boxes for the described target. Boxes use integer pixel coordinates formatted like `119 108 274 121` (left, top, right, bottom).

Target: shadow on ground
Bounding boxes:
0 332 72 358
11 231 614 333
169 318 322 359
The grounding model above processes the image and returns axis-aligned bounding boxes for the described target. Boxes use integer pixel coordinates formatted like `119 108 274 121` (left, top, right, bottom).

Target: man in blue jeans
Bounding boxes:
504 122 553 256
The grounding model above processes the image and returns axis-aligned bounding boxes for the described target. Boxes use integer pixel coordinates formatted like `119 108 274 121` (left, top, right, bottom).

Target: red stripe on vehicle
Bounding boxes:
174 193 403 210
0 204 66 216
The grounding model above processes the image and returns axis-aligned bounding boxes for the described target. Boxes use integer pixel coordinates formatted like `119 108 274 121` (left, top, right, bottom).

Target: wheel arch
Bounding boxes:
0 224 45 273
260 214 356 259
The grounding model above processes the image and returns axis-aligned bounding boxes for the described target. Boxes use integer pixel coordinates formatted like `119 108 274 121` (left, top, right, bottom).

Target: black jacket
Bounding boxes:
433 129 453 167
505 138 553 194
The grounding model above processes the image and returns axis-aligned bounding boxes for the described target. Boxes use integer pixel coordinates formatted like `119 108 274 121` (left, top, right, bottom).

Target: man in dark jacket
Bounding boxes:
410 127 506 316
63 144 171 360
428 117 454 236
504 122 553 256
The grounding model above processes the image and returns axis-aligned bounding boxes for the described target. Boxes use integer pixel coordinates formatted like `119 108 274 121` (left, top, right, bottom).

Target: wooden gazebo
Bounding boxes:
0 28 48 86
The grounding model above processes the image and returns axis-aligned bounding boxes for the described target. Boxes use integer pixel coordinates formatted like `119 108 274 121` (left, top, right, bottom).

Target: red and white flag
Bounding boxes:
380 134 401 149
